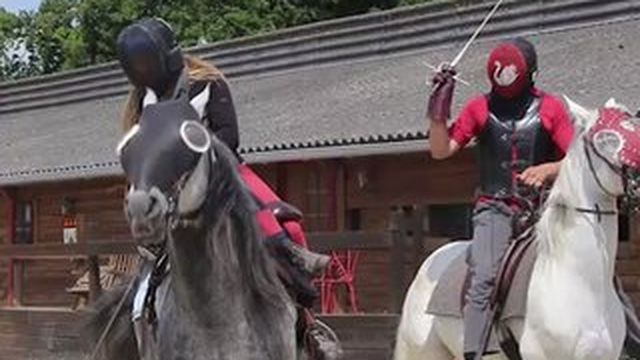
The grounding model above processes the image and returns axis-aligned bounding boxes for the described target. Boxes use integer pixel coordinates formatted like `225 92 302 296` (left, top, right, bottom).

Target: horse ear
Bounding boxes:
116 124 141 156
604 98 631 114
564 95 596 132
177 151 213 215
190 83 211 120
143 87 159 108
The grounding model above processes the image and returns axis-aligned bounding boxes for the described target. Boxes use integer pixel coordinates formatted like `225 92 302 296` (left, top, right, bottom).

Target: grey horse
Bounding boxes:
86 85 298 360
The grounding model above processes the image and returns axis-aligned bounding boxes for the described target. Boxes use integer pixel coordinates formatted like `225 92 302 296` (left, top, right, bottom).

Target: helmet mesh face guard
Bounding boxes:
117 18 184 93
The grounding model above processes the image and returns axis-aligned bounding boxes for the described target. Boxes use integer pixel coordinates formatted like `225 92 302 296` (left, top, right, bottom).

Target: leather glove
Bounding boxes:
427 64 457 124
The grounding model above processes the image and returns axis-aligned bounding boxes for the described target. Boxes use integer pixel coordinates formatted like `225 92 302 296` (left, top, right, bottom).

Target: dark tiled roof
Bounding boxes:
1 0 640 185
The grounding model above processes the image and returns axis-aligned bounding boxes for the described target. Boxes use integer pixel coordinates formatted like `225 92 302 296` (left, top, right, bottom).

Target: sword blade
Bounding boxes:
450 0 504 68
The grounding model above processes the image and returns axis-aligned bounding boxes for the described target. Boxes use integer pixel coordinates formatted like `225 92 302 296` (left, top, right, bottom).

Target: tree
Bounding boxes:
31 0 85 72
0 0 437 81
0 8 40 79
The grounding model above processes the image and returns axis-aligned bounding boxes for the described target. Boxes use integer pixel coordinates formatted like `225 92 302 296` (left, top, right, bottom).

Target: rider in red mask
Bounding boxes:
428 37 640 359
117 18 339 359
429 38 573 359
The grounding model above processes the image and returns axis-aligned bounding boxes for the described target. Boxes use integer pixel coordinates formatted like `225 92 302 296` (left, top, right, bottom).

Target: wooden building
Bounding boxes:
1 0 640 323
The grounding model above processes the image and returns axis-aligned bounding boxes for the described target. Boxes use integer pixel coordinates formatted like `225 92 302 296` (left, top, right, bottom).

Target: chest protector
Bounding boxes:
476 97 557 198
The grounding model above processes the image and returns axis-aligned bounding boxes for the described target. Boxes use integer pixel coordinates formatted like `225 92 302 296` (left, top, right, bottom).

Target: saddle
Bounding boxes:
426 227 537 351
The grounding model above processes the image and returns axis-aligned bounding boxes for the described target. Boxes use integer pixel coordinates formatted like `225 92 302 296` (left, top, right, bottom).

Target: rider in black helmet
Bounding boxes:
117 18 341 360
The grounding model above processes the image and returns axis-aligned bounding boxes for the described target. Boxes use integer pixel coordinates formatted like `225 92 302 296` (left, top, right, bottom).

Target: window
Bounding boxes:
347 209 362 231
427 203 473 239
305 163 331 231
15 201 33 244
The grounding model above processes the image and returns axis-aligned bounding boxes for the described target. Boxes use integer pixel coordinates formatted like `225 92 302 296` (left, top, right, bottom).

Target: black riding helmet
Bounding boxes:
511 37 538 84
117 18 184 96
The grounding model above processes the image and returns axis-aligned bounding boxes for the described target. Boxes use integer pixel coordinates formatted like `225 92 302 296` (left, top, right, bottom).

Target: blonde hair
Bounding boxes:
121 55 224 131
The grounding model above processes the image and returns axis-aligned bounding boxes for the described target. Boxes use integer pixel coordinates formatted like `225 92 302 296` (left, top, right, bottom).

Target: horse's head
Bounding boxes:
116 86 214 254
566 97 640 202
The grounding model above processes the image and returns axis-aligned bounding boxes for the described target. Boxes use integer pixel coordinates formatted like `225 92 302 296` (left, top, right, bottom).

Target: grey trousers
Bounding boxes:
463 201 514 355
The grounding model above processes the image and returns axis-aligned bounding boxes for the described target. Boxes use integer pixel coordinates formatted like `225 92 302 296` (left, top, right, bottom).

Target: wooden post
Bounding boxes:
88 255 102 302
389 209 406 313
335 160 346 232
12 261 23 306
411 206 426 275
7 259 14 306
2 188 16 306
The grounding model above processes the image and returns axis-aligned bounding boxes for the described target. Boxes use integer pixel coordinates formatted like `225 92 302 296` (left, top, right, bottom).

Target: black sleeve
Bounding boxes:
191 79 240 153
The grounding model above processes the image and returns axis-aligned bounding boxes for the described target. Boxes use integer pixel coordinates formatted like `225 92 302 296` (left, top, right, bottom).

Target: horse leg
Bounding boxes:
394 243 468 360
519 327 546 360
395 318 453 360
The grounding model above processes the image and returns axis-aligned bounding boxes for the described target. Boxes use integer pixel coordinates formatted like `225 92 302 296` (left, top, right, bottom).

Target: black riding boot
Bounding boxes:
264 235 341 359
264 234 330 305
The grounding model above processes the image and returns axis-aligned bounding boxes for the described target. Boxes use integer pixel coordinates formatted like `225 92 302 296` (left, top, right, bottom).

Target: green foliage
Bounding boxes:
0 0 439 81
0 8 38 79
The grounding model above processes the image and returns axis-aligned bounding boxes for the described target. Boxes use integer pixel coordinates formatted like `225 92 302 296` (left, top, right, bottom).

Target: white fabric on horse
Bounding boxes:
426 241 536 320
133 269 152 321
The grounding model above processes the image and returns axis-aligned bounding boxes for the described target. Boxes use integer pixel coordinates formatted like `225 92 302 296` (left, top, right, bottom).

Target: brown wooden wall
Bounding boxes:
0 308 398 360
0 197 7 304
4 178 127 307
617 212 640 309
2 150 640 313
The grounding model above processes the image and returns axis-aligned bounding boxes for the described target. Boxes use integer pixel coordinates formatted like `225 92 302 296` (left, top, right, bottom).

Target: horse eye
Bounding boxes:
116 124 141 156
180 121 211 153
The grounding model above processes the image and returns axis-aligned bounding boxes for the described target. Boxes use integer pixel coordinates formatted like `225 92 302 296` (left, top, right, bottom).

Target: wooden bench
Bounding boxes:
67 254 139 309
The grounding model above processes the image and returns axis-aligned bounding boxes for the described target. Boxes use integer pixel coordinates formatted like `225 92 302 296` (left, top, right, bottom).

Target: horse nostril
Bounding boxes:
146 196 158 216
126 190 153 218
133 222 152 237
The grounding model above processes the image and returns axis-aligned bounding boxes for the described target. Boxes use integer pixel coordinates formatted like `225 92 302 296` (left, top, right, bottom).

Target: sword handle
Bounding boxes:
423 62 469 86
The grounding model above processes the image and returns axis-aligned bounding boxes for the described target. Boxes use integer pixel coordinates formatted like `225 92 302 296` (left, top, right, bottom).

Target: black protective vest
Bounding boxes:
476 97 557 198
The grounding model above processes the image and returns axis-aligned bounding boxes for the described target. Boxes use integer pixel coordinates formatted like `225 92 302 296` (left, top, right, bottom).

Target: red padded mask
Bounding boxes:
487 43 530 99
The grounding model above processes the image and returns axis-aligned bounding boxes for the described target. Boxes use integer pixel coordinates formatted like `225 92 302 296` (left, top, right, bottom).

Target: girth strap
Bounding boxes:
554 203 617 223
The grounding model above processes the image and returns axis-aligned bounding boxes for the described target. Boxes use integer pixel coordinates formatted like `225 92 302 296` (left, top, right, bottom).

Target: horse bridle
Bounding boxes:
579 135 640 218
131 172 195 263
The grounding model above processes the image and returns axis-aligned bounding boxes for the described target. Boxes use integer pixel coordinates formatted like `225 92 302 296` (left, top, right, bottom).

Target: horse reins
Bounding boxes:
555 136 640 222
586 134 640 204
553 139 620 222
87 271 139 360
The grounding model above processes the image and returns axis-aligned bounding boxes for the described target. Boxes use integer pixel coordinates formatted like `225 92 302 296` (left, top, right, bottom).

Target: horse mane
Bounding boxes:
536 98 600 256
205 134 289 305
193 135 292 359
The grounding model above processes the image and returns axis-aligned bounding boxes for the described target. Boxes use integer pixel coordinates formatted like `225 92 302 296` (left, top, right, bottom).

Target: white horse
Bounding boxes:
394 98 640 360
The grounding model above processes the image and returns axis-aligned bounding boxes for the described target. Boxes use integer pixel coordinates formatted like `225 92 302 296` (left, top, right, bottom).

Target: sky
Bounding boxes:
0 0 41 13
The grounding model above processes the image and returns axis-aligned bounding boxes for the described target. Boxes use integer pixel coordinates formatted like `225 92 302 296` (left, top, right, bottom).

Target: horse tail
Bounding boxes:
83 276 140 360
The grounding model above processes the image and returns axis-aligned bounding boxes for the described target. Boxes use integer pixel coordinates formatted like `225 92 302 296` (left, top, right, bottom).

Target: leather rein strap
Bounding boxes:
550 139 620 223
